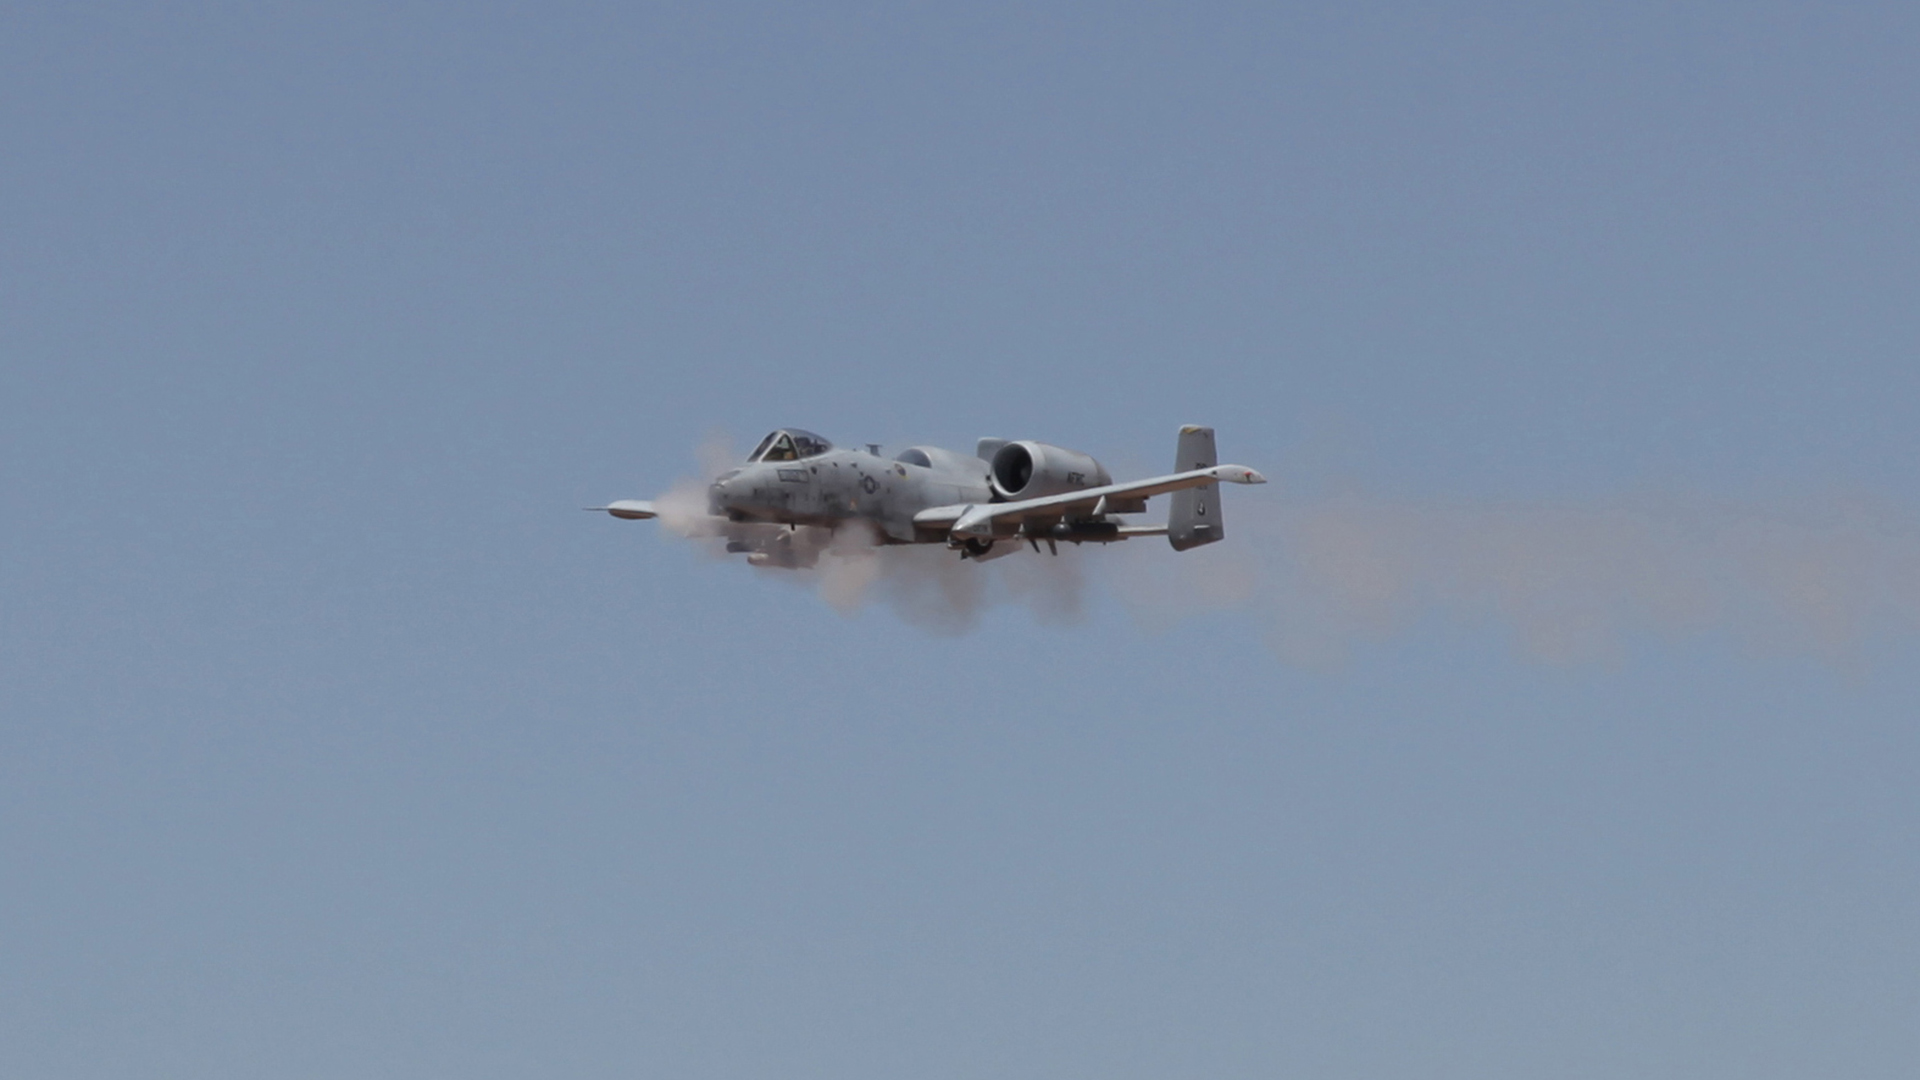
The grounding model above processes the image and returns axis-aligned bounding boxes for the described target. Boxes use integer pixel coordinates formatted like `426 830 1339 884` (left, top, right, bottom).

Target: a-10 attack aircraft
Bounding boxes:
591 425 1265 568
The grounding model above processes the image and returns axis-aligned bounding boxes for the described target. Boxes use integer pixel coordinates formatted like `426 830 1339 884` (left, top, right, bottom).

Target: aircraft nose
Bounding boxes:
708 469 741 515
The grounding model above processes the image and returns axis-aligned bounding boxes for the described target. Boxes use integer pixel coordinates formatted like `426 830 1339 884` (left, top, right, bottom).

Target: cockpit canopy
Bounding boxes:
747 428 833 463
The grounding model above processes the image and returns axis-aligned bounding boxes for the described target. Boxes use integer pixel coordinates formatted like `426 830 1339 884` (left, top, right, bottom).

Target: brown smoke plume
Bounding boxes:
1115 490 1920 666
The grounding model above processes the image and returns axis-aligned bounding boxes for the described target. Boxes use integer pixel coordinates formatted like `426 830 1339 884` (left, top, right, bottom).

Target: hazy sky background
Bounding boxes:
4 3 1917 1077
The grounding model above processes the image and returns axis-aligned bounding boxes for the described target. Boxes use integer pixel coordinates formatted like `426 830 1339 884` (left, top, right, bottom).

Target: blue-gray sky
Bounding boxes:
4 3 1917 1077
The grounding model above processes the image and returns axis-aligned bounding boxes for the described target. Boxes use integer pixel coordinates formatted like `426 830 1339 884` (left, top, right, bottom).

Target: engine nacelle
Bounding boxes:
989 441 1112 501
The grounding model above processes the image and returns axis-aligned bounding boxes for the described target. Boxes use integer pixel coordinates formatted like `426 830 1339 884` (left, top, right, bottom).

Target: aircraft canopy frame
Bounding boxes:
748 429 833 463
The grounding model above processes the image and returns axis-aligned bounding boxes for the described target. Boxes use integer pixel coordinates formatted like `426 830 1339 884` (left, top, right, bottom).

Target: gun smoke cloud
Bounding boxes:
652 433 1094 634
651 437 1920 663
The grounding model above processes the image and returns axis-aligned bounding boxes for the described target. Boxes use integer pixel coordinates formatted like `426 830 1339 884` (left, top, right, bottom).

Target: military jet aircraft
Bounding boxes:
591 425 1265 568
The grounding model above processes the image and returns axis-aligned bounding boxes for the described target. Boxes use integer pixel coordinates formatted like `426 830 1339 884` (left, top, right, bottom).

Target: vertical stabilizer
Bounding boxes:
1167 425 1223 550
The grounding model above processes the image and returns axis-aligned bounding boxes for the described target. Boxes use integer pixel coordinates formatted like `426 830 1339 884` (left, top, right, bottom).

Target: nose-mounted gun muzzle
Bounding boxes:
707 468 742 517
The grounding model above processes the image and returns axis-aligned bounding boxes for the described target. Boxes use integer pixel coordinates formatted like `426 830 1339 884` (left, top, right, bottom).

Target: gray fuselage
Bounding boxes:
709 444 992 544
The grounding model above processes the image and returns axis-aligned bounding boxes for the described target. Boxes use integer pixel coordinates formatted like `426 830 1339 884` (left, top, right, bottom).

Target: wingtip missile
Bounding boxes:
1208 465 1266 484
588 500 658 520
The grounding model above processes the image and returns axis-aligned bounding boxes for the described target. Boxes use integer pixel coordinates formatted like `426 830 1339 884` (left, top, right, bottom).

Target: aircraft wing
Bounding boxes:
912 464 1265 538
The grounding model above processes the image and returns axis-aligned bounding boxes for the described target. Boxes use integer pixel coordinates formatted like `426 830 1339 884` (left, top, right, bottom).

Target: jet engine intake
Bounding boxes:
989 441 1112 501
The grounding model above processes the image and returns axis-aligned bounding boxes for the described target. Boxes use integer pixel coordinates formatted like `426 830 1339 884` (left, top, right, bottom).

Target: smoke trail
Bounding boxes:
1115 490 1920 666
